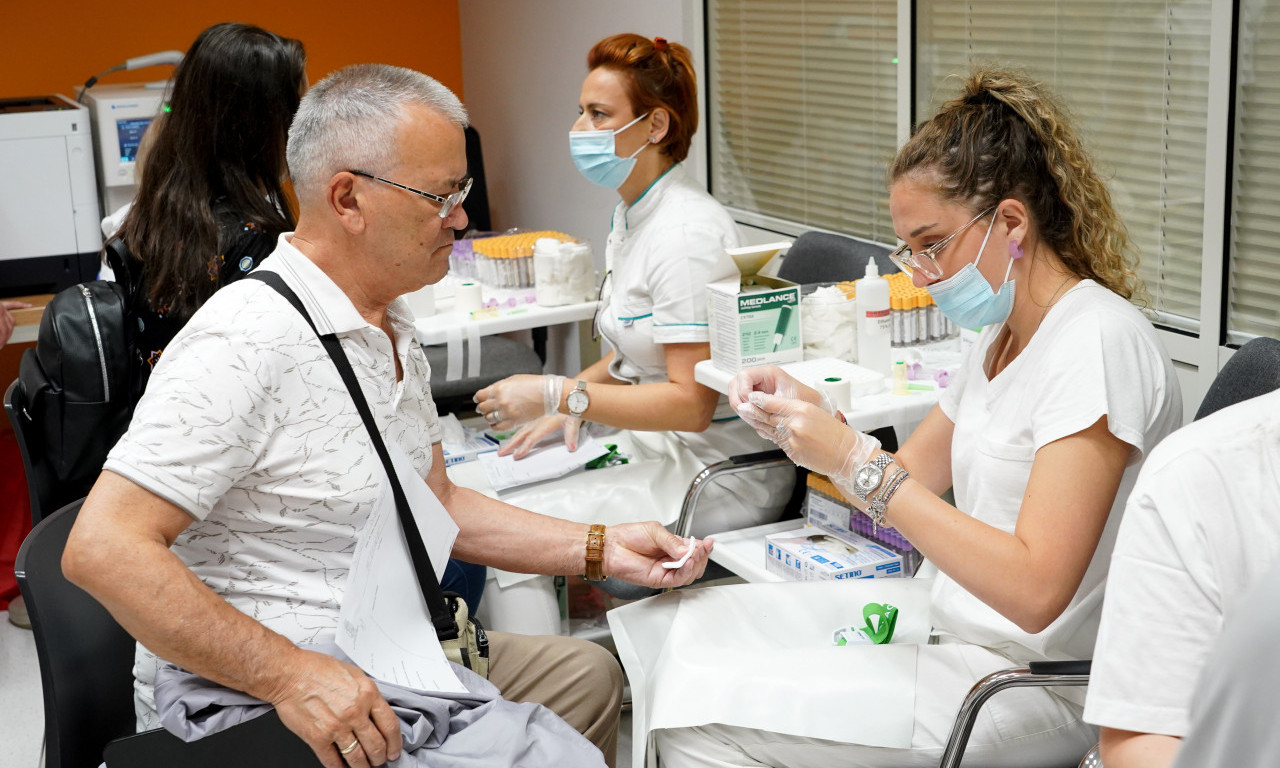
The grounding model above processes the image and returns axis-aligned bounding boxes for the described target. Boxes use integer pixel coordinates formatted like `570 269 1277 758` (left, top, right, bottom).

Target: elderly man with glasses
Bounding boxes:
63 64 708 768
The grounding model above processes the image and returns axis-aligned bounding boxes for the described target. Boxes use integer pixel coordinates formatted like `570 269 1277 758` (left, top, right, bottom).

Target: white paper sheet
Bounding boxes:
336 443 466 693
477 437 611 492
608 579 933 768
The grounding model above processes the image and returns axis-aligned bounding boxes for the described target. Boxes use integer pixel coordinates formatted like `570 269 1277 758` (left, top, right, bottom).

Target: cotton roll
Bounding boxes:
818 376 853 414
455 281 483 315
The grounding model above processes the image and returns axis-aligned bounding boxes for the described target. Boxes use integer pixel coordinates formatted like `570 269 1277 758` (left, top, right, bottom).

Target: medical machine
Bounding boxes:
0 95 103 296
80 83 167 217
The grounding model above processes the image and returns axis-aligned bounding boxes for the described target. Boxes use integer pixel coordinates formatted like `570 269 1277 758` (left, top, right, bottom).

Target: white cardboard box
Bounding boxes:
765 525 904 580
708 242 802 372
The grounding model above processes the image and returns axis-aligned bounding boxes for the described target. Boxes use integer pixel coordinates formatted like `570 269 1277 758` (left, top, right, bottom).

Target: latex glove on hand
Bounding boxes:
729 366 828 438
474 374 565 432
498 413 584 459
602 522 714 588
737 391 880 494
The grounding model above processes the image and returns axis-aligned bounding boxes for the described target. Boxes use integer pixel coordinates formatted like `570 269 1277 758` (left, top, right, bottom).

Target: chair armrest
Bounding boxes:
938 661 1091 768
1028 659 1092 676
104 710 321 767
673 449 794 538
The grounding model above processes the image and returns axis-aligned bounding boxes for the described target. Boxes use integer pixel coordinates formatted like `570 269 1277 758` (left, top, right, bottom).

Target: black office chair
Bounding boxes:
776 230 898 285
423 124 544 415
4 378 56 525
938 335 1280 768
460 125 491 236
16 499 319 768
1194 336 1280 420
422 337 545 416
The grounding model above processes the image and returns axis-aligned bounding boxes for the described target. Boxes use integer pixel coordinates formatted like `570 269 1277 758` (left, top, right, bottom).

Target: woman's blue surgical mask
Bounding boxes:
569 112 650 189
926 211 1017 331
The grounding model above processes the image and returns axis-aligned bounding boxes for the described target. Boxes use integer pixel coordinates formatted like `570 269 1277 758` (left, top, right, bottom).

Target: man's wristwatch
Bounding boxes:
584 524 606 581
852 453 895 501
567 379 590 417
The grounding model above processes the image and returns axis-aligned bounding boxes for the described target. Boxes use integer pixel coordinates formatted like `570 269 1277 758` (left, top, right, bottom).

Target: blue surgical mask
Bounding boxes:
926 212 1017 331
569 112 650 189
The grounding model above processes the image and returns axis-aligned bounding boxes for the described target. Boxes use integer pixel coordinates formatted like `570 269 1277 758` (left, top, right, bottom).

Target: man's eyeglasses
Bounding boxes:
591 270 612 343
888 206 995 281
348 170 473 219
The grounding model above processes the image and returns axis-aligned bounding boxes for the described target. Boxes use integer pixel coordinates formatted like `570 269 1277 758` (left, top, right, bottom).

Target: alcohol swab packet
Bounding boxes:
662 537 697 569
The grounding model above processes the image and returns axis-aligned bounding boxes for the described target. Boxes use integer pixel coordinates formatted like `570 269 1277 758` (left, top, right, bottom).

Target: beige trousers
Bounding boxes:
486 630 624 768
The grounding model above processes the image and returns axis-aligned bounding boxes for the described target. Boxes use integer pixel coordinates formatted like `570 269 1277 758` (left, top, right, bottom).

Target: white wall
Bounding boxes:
458 0 694 268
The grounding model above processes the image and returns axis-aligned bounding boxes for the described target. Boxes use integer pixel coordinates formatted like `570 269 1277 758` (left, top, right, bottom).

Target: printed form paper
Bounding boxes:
478 437 611 492
337 444 466 693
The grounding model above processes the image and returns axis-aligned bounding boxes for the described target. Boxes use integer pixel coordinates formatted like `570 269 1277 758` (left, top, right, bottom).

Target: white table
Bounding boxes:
446 426 705 637
413 297 596 381
694 348 964 585
694 356 942 433
413 298 596 346
705 520 796 583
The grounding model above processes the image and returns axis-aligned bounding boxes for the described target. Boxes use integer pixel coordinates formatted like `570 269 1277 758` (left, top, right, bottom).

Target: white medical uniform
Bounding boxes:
595 163 791 535
1085 388 1280 738
657 280 1183 767
1169 560 1280 768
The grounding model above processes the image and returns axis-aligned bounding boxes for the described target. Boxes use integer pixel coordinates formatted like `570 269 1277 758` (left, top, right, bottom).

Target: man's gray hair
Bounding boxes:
287 64 468 203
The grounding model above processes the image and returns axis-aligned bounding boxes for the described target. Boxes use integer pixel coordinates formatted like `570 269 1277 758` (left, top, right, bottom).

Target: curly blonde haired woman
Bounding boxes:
656 67 1184 768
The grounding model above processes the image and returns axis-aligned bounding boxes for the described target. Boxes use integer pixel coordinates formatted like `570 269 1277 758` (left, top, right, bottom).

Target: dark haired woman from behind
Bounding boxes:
114 21 306 381
476 33 791 539
649 67 1184 767
110 23 488 616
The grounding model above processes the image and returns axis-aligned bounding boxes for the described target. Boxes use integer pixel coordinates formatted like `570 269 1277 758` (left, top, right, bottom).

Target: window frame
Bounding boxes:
698 0 1253 419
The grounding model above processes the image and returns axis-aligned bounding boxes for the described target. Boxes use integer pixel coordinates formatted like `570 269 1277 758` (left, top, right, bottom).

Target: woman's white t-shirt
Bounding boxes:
935 280 1182 668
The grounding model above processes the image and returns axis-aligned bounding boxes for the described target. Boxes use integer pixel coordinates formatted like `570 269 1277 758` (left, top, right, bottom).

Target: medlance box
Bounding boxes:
708 242 802 372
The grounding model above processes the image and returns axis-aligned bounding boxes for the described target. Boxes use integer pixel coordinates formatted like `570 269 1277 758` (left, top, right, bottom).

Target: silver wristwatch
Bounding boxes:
852 453 894 501
566 379 590 417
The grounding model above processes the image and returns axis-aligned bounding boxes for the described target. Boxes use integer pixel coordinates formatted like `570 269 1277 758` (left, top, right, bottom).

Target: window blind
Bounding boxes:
915 1 1211 323
1229 0 1280 340
707 0 899 242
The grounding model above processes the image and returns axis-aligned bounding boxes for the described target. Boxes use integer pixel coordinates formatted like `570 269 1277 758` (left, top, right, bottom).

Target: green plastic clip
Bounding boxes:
585 443 629 470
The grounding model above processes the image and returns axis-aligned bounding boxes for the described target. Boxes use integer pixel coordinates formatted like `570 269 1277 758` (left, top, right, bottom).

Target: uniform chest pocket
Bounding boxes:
613 295 654 328
976 434 1037 463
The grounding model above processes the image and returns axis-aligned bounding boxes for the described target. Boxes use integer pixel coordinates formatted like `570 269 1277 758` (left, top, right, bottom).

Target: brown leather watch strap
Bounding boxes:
584 524 606 581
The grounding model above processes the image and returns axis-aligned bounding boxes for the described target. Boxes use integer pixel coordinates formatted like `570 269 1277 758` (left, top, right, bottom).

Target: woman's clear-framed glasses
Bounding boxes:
888 206 995 280
348 170 473 219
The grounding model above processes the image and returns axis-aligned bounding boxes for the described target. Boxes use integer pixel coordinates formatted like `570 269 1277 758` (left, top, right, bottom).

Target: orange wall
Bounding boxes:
0 1 463 101
0 1 463 400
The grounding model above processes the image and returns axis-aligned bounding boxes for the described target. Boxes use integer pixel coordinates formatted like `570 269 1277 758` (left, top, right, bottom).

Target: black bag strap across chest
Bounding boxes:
248 271 459 641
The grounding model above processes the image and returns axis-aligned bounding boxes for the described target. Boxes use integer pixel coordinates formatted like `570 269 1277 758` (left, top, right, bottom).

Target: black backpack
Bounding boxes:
15 240 146 511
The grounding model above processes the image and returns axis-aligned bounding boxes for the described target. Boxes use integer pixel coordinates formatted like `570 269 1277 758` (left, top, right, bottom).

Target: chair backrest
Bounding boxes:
777 231 898 285
15 499 138 768
1195 336 1280 421
5 378 51 525
461 124 492 235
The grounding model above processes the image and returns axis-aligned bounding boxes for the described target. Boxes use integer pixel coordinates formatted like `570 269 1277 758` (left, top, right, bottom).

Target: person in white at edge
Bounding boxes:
653 68 1182 768
475 33 790 537
62 64 711 768
1083 387 1280 768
